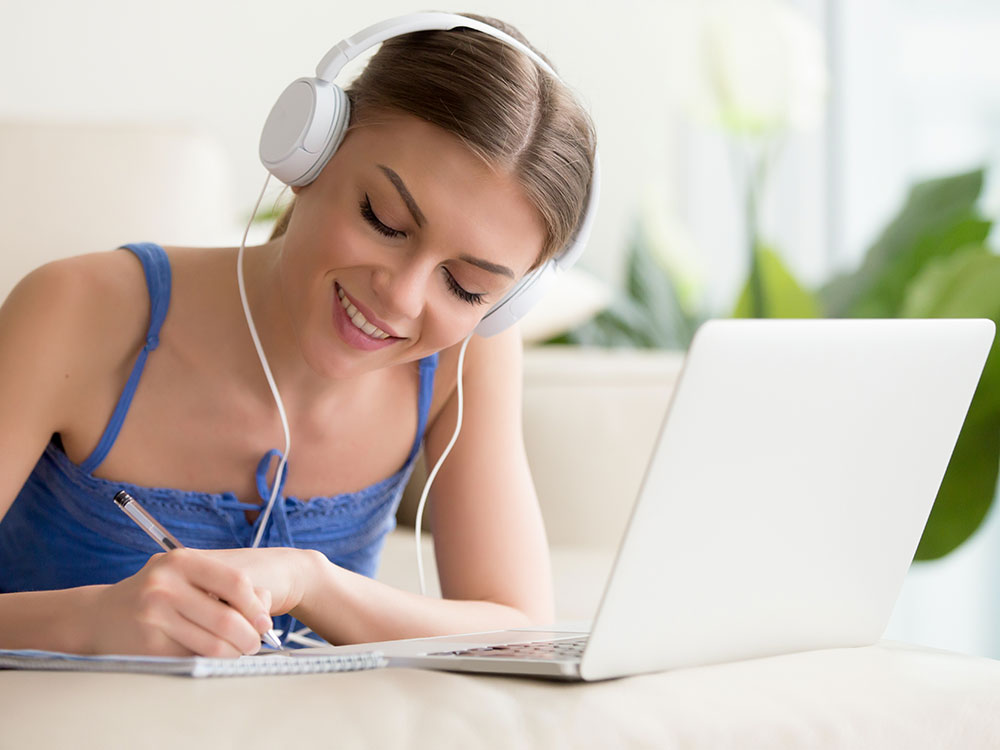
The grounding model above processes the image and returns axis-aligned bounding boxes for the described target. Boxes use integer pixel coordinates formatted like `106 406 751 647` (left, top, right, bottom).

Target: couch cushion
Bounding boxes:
0 120 236 299
3 641 997 749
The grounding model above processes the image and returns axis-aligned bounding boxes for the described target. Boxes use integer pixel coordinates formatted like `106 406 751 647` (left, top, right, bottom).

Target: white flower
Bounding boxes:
686 0 828 136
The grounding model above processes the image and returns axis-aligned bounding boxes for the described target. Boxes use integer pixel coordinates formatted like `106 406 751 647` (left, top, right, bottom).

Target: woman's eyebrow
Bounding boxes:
459 254 515 279
377 164 426 227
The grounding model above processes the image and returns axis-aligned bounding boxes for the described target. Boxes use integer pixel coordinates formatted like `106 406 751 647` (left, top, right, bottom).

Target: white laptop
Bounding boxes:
307 319 995 681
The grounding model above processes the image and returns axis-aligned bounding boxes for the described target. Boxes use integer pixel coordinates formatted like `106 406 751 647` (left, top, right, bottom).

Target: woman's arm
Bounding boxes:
0 257 273 656
0 554 272 656
0 262 84 524
0 262 108 653
422 324 554 622
246 326 555 644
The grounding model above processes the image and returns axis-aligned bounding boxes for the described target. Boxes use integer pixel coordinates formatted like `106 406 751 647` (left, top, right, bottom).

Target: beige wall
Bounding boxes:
0 1 696 283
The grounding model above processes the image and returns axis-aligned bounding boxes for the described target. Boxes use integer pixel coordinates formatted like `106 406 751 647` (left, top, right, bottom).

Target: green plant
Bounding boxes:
549 168 1000 560
546 222 702 350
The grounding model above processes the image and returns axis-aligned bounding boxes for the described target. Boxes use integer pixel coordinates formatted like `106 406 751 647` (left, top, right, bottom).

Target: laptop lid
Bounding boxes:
579 318 994 680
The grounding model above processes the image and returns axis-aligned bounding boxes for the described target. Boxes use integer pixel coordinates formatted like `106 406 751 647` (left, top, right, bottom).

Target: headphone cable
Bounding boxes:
236 173 292 550
414 332 473 596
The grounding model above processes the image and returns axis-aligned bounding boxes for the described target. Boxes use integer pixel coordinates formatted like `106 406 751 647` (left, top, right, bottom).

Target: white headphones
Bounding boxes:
258 12 600 337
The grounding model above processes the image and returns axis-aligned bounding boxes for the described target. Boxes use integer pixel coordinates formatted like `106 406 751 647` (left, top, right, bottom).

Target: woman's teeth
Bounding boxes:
338 287 391 339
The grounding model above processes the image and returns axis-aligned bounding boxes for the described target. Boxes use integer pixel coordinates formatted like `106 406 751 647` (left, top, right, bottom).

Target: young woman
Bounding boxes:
0 13 596 657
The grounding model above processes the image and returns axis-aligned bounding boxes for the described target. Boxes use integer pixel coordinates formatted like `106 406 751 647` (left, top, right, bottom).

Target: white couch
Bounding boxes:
2 120 999 749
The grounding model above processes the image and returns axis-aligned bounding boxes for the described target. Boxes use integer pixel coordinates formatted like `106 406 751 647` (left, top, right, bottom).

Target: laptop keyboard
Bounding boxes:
427 636 589 661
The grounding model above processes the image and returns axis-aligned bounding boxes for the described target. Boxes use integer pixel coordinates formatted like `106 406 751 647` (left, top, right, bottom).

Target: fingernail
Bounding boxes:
254 613 273 633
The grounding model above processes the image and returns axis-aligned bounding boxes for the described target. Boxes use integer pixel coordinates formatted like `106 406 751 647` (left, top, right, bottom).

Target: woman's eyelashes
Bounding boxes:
360 193 488 307
360 194 405 239
442 268 487 306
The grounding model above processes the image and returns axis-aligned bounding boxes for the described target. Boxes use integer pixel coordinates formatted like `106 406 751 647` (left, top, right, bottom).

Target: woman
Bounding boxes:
0 13 596 657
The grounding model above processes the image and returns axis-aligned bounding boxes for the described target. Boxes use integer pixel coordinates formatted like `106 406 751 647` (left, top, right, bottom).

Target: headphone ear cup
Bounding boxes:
474 261 557 338
260 78 351 187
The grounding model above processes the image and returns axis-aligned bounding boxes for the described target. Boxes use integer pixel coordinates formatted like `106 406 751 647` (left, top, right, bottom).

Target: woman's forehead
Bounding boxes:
338 116 546 274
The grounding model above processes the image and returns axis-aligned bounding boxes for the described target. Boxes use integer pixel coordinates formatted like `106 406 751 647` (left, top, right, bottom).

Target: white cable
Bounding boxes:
281 626 329 648
236 173 292 549
414 332 474 596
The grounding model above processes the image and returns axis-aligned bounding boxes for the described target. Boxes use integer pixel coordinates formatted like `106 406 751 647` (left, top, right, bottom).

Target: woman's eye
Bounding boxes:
360 195 406 239
443 268 487 306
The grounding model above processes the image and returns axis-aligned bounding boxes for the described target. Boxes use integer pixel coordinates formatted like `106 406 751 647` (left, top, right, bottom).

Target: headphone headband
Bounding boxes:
259 12 599 337
316 12 559 81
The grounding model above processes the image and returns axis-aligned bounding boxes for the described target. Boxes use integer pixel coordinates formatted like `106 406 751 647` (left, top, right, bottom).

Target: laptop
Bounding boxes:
306 319 995 681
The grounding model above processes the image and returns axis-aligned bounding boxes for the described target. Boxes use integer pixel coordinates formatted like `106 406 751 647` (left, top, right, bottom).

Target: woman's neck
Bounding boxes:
234 239 361 412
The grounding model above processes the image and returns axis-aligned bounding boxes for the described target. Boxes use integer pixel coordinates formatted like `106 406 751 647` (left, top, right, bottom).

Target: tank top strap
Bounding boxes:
406 353 439 463
79 243 172 474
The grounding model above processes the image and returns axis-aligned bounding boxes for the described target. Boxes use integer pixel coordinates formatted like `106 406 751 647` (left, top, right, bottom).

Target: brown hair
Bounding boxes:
269 13 596 268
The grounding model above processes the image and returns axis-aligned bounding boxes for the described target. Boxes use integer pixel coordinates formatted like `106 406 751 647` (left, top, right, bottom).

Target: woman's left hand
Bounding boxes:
200 547 322 617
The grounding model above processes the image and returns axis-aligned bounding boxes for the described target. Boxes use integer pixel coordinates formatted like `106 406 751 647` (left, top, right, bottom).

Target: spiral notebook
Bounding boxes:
0 648 386 678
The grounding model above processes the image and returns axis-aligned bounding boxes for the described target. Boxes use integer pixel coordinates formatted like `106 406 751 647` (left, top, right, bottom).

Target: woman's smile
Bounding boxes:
332 282 402 351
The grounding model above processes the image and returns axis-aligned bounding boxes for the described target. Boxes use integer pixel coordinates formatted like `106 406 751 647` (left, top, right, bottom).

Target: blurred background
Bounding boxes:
1 0 998 657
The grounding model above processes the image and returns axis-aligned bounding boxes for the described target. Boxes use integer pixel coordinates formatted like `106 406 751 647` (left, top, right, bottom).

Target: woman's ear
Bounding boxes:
290 185 302 195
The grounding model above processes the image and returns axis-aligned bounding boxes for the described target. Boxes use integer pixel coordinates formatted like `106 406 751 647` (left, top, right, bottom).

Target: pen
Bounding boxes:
113 489 283 650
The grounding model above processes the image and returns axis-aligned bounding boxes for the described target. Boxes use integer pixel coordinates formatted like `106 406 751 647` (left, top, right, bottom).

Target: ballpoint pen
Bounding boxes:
113 489 283 650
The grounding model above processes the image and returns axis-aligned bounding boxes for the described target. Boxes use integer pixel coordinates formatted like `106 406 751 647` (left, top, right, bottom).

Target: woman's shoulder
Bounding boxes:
15 246 155 297
0 249 163 437
3 249 158 369
436 325 524 380
426 325 525 429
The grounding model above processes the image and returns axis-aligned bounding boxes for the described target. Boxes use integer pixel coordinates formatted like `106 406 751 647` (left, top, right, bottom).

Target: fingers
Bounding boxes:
150 600 251 659
177 550 273 635
169 581 263 657
137 550 274 656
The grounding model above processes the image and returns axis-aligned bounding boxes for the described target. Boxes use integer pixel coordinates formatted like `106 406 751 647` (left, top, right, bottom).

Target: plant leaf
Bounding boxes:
625 228 702 348
914 413 1000 560
560 295 661 349
550 222 704 349
732 246 820 318
820 169 991 318
902 249 1000 424
900 249 1000 559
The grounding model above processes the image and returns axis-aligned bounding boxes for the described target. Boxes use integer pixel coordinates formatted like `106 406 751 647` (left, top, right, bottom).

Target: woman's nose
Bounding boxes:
373 260 434 321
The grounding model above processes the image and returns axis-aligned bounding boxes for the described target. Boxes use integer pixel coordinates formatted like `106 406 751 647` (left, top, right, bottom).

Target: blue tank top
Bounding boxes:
0 242 438 645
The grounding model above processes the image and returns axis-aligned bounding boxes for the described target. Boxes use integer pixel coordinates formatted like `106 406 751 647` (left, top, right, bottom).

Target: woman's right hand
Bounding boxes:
87 548 275 657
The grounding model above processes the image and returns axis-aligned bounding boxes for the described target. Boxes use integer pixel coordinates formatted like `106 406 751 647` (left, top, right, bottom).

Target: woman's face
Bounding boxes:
279 111 546 379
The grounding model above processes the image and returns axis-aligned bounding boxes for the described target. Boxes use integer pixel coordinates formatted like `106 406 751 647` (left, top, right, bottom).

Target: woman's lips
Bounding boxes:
336 283 401 338
332 283 401 351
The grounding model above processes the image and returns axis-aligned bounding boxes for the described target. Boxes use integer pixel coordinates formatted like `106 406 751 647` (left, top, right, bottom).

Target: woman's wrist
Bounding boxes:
75 583 121 654
289 547 333 622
